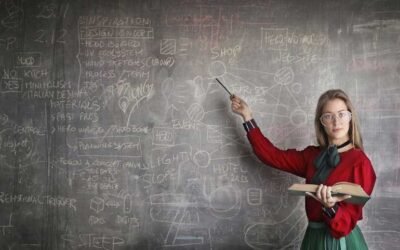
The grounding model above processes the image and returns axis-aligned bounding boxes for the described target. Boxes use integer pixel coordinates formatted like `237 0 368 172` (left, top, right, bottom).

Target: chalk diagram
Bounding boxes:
0 128 34 166
1 0 24 30
0 120 43 173
159 59 309 161
149 192 209 248
207 60 308 143
0 213 14 236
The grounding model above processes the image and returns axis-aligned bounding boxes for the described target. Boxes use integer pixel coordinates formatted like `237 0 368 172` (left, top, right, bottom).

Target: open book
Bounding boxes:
288 181 370 205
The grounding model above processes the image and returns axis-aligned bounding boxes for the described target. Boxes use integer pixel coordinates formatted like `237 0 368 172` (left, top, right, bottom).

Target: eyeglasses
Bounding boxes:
320 111 352 126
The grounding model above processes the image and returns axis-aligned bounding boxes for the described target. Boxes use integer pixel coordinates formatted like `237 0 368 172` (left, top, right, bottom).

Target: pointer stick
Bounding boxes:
215 78 233 97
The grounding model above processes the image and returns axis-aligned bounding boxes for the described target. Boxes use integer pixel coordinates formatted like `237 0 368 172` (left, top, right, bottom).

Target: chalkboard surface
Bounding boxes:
0 0 399 249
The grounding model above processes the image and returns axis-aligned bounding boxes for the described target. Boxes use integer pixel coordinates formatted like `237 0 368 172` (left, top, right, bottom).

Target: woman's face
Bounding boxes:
320 98 351 145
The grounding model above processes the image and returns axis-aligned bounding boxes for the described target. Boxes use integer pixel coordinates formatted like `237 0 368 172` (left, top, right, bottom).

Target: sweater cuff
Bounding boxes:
322 203 339 219
243 119 258 132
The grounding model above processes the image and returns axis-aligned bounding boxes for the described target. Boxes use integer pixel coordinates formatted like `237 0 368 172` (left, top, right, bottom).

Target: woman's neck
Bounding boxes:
329 138 353 152
338 143 353 153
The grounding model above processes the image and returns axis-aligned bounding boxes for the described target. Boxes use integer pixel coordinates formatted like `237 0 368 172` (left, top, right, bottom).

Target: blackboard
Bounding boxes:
0 0 399 249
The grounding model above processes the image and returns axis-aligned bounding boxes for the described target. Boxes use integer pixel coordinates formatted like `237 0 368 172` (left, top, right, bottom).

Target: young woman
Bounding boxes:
230 89 376 249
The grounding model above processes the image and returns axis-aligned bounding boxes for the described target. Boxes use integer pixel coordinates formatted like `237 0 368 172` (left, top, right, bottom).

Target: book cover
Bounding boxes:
288 182 370 205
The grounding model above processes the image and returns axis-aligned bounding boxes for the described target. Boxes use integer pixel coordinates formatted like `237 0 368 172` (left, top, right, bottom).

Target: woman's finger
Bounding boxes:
326 186 334 203
231 99 241 105
316 184 323 200
232 104 240 110
327 186 332 196
231 95 240 102
321 185 328 202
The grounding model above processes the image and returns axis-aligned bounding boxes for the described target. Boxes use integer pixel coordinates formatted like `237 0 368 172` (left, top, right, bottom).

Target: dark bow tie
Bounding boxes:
311 140 351 184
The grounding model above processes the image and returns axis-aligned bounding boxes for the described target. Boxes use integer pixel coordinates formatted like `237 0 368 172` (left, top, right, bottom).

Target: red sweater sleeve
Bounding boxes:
247 127 310 178
324 156 376 238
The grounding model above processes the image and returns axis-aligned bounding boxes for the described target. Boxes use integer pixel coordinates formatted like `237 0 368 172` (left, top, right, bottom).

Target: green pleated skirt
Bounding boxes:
301 222 368 250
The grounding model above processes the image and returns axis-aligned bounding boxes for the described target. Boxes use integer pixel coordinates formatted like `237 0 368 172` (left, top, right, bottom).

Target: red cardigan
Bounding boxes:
247 127 376 239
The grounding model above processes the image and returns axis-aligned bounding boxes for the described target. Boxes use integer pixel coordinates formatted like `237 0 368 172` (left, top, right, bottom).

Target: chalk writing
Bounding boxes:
78 136 141 157
61 233 125 250
0 192 77 211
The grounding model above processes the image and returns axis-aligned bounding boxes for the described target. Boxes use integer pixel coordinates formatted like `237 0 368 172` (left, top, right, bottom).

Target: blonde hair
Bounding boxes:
314 89 364 150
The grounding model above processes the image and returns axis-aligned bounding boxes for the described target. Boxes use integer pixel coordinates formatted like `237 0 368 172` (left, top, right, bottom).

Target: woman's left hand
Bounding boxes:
306 184 351 208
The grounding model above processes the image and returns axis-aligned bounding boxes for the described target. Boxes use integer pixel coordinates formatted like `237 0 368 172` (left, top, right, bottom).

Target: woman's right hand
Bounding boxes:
230 95 253 121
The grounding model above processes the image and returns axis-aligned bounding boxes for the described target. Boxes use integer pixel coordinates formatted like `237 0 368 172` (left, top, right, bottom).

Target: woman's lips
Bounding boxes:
332 128 342 133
